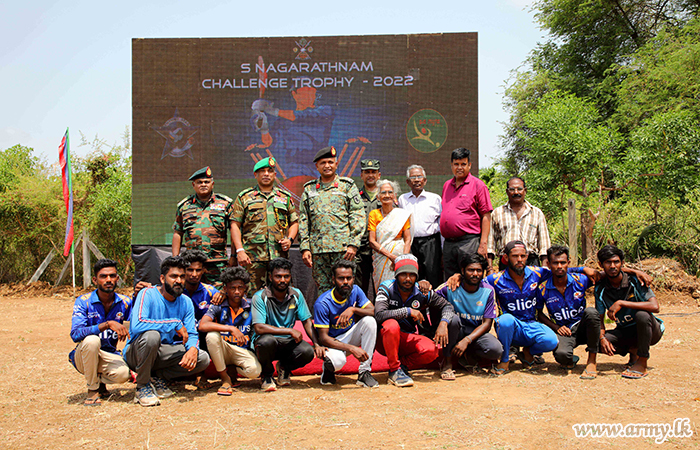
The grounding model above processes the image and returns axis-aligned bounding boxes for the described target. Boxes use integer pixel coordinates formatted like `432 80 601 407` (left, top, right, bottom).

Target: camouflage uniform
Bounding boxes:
173 193 233 284
232 185 298 293
299 174 366 297
358 188 379 294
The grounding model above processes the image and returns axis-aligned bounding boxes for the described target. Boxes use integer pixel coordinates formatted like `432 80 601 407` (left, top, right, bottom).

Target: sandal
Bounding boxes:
217 385 234 396
489 366 508 377
580 369 597 380
516 351 535 369
440 368 456 381
84 396 102 406
621 369 648 379
562 356 580 370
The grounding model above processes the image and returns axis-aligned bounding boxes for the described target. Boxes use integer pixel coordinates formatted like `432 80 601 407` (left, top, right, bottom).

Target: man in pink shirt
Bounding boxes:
440 148 493 279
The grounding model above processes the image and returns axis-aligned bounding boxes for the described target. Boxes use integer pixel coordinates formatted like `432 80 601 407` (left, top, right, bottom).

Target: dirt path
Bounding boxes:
0 294 698 449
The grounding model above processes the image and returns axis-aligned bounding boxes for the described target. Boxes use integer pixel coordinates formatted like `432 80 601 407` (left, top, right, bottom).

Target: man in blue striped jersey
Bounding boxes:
124 256 211 406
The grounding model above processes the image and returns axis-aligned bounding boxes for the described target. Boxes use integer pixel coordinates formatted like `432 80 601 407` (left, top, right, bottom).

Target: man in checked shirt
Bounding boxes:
487 177 551 274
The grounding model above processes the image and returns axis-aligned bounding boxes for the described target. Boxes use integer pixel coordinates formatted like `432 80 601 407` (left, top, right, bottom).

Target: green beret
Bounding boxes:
313 146 337 162
360 159 380 171
189 166 213 181
254 157 276 173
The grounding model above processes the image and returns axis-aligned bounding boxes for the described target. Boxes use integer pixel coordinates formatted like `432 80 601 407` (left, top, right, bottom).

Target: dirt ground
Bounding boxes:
1 292 699 450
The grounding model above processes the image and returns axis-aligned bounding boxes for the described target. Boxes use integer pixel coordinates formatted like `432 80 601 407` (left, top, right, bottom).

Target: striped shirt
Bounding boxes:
487 201 551 258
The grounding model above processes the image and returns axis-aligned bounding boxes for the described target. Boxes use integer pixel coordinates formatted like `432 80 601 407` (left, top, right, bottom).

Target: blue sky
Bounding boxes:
1 0 544 167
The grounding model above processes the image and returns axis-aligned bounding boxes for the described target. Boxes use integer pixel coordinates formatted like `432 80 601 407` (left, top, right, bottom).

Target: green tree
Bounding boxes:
518 90 620 257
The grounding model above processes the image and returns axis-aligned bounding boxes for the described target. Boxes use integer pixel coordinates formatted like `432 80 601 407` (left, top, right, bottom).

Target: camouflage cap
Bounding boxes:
254 157 276 173
189 166 213 181
313 146 337 162
360 159 380 171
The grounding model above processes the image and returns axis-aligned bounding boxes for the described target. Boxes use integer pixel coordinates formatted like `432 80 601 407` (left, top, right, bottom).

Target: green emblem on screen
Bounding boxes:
406 109 448 153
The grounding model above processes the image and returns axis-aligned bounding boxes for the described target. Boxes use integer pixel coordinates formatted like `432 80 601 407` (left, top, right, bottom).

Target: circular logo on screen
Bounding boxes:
406 109 448 153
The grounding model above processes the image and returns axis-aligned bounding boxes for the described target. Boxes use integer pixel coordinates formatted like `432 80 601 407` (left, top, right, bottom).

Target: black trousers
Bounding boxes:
412 233 443 289
446 316 503 362
443 234 480 279
604 310 663 359
125 330 211 387
254 334 314 377
552 307 601 366
357 247 374 297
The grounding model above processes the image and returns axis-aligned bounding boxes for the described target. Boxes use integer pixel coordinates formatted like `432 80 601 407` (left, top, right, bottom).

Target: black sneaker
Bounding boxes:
356 371 379 388
320 357 336 385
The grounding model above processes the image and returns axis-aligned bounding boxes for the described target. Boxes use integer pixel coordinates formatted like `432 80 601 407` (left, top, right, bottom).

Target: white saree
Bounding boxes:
372 207 413 289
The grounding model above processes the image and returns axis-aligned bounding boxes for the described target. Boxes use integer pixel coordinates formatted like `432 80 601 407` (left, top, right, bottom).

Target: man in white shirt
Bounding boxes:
398 165 443 289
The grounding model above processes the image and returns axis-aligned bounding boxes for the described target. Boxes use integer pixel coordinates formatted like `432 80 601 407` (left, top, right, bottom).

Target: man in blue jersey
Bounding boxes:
314 259 378 388
199 266 262 395
375 254 454 387
69 259 131 406
181 250 222 352
595 245 664 379
124 256 211 407
483 240 559 375
251 257 326 392
536 246 600 379
435 253 502 379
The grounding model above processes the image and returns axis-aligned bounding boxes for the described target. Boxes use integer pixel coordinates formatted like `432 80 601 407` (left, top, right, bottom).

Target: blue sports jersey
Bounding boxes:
70 290 132 354
485 266 553 322
435 280 497 328
184 282 217 322
536 273 592 329
123 286 198 354
251 287 312 342
204 299 253 348
314 285 371 338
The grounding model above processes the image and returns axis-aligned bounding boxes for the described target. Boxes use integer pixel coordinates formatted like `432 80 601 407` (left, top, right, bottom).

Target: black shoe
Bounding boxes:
320 358 336 385
357 371 379 388
400 363 410 377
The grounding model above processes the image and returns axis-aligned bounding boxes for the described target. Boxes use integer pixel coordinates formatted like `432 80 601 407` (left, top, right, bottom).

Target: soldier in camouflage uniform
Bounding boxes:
357 159 381 296
299 146 366 298
232 157 299 294
172 166 234 285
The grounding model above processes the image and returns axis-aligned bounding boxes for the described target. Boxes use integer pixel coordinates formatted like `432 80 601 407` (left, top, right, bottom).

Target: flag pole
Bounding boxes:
59 127 75 293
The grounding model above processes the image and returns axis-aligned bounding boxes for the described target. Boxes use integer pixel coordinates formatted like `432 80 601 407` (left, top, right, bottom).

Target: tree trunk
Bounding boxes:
580 207 598 261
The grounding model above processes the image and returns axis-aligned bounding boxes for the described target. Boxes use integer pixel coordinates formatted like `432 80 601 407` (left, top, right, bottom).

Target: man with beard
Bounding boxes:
435 253 502 379
172 167 234 285
69 259 131 406
483 241 559 375
374 254 454 387
594 245 664 379
314 259 378 388
200 266 262 395
399 165 443 289
357 159 381 295
487 177 550 273
251 257 326 392
232 157 298 293
124 256 211 407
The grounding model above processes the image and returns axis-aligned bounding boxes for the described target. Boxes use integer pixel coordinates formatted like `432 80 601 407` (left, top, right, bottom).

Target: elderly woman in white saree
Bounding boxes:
368 180 413 289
